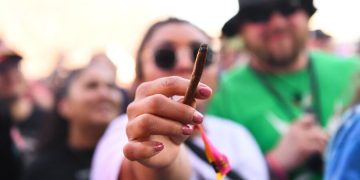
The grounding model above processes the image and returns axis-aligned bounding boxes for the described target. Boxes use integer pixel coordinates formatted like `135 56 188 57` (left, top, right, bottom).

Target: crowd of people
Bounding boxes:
1 0 360 180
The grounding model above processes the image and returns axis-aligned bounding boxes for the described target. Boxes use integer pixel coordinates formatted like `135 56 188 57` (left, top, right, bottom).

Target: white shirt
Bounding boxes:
91 115 269 180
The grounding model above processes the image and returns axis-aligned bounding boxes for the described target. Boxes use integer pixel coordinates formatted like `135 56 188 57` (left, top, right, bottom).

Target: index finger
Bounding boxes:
135 76 212 100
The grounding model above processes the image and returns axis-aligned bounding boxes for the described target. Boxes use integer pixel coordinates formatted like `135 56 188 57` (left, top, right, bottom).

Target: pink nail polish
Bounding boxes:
193 111 204 124
153 142 164 152
182 125 193 135
199 88 211 97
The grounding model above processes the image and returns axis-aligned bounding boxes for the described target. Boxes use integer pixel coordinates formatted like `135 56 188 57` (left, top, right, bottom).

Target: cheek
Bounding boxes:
109 90 121 109
69 91 97 114
8 70 23 83
289 12 309 38
243 25 264 47
142 64 170 82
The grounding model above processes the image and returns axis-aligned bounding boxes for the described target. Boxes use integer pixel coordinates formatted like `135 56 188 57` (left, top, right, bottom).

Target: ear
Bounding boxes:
58 99 71 121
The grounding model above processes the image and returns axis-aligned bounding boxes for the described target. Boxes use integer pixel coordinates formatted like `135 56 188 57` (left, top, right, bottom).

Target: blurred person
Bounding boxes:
89 53 117 77
89 53 131 114
91 17 269 180
208 0 360 179
43 53 69 92
0 100 22 180
0 41 52 173
324 93 360 179
0 42 24 102
219 34 249 71
308 29 333 53
0 40 23 180
23 65 121 180
324 78 360 179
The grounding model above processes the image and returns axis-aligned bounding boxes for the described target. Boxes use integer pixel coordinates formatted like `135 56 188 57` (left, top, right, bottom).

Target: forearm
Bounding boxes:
119 144 191 180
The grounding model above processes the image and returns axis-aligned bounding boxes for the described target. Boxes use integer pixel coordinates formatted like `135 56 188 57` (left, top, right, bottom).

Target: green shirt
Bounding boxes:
207 51 360 178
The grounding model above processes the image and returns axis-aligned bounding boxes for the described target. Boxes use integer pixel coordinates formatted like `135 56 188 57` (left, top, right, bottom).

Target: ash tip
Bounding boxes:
199 43 208 52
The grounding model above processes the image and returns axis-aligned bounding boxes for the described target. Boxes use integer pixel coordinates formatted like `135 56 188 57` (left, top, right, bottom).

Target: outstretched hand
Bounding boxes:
123 76 212 170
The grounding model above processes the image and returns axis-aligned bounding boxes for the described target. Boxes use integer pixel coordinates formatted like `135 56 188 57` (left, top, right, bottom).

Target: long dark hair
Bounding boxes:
37 68 84 152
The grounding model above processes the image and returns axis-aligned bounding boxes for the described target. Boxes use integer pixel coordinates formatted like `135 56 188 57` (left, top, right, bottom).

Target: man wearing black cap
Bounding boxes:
208 0 360 179
0 50 24 100
0 41 24 180
0 41 51 179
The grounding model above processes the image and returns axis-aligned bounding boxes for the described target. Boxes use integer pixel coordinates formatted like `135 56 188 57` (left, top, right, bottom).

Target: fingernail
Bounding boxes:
199 87 212 97
193 111 204 124
153 142 164 152
182 124 193 135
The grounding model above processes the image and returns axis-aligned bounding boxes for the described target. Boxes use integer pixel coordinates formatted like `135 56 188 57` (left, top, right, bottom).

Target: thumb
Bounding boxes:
297 114 316 128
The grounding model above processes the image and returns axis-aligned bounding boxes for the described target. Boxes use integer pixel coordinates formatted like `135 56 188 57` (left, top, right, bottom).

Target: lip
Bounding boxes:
94 102 116 112
268 32 289 42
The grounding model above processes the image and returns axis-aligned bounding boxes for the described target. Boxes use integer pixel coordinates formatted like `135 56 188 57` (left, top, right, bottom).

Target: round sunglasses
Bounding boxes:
154 44 213 70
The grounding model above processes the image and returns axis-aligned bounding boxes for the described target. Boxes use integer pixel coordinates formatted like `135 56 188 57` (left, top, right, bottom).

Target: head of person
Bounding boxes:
0 42 24 101
40 65 120 150
134 17 219 111
222 0 316 68
308 29 333 52
219 35 246 71
89 53 117 78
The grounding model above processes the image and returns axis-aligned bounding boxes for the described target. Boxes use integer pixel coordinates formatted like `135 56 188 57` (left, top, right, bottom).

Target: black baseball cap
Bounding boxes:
0 40 22 65
222 0 317 37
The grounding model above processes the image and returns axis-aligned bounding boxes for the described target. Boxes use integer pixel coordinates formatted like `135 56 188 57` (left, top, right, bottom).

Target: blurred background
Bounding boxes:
0 0 359 88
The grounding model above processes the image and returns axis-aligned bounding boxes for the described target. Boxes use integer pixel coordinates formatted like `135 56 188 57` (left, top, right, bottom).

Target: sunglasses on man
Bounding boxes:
154 42 213 70
242 1 304 23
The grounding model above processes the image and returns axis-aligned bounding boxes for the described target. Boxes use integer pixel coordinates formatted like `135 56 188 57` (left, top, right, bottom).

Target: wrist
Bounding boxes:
164 144 191 180
266 152 288 180
136 144 191 180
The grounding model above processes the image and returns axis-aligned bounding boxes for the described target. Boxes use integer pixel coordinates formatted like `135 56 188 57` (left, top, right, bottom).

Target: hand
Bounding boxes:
123 76 212 169
269 114 328 171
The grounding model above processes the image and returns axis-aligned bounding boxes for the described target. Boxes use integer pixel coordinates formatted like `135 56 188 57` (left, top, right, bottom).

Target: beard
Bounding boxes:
246 25 307 68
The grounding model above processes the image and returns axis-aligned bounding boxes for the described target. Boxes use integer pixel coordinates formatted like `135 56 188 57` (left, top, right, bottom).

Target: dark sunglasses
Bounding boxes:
154 43 213 70
242 2 302 23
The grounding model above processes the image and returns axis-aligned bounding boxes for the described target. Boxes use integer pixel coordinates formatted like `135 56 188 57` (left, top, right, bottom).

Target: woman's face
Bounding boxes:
141 23 218 89
60 67 120 126
140 22 219 112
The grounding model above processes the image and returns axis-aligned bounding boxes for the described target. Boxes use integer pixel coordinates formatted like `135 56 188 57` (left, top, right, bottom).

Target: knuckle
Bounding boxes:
126 102 136 116
137 114 154 132
135 82 150 96
160 76 179 89
148 94 166 110
127 114 153 139
126 123 135 140
183 107 195 123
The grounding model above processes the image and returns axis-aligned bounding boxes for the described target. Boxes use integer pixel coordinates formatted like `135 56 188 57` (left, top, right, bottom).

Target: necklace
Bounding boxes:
250 58 322 123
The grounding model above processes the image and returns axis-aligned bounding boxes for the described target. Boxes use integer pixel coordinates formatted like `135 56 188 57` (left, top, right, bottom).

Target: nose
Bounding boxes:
267 12 288 26
175 47 193 71
98 85 113 100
